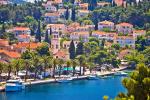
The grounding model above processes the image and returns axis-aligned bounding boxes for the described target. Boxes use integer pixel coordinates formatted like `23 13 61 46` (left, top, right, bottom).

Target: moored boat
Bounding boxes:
114 71 128 76
87 75 99 80
56 77 73 83
5 78 25 92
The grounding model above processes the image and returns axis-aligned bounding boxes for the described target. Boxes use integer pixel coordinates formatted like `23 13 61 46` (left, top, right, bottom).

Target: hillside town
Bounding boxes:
0 0 150 100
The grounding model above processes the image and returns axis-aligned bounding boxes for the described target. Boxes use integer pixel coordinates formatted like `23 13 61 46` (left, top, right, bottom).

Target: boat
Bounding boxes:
114 71 128 76
87 75 99 80
5 78 25 92
56 77 73 83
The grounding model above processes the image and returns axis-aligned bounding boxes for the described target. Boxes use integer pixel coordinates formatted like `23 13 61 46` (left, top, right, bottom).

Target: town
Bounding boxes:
0 0 150 100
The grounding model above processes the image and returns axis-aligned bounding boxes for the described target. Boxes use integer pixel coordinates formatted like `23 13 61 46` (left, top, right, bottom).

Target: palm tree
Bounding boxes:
71 59 78 76
42 56 52 79
66 60 71 75
23 59 31 82
57 59 64 77
11 59 23 76
7 64 12 80
0 62 5 81
87 62 95 73
76 55 86 76
52 58 58 78
32 55 42 80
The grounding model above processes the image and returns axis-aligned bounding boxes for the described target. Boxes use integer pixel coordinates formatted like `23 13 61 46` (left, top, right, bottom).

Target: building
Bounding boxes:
97 2 110 8
0 50 21 62
13 42 42 53
78 3 88 10
133 30 146 39
44 12 60 24
116 22 133 34
62 40 79 49
92 31 117 41
13 27 31 36
17 34 31 42
51 31 60 53
115 36 135 47
77 10 89 18
98 20 115 31
47 24 66 33
70 31 89 42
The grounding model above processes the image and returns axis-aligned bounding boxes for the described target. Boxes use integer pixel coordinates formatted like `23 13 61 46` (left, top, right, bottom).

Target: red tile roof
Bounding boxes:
14 42 42 49
0 50 21 58
14 27 30 31
116 22 133 27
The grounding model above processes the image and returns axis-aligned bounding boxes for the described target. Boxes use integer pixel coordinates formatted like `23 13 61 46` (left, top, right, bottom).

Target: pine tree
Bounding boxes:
0 23 6 39
36 20 41 42
76 42 84 56
71 6 76 21
65 7 69 20
49 26 52 35
69 40 76 59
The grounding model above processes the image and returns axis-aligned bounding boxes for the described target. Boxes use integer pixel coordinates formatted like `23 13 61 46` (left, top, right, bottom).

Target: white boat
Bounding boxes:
5 78 25 92
56 77 73 83
87 75 99 80
114 71 128 76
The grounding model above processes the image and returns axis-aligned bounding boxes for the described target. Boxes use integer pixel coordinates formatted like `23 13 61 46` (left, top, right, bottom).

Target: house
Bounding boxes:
45 5 57 12
98 20 115 31
13 27 31 36
62 40 79 49
58 8 72 18
53 50 69 60
0 39 9 50
118 49 131 60
13 42 42 53
97 2 110 8
77 10 89 18
78 3 88 10
133 30 146 39
17 34 31 42
92 31 117 41
0 50 21 62
66 22 80 32
116 22 133 34
47 24 66 33
115 36 135 47
44 12 60 24
70 31 89 42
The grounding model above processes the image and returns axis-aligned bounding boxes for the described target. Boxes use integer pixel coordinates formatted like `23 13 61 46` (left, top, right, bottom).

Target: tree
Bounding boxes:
36 20 41 42
58 59 64 77
52 58 58 78
33 7 41 21
65 7 69 20
44 29 51 44
36 43 50 56
116 64 150 100
11 59 23 76
76 42 84 56
71 59 78 76
88 0 97 11
69 40 76 59
76 55 86 75
111 43 120 50
71 6 76 21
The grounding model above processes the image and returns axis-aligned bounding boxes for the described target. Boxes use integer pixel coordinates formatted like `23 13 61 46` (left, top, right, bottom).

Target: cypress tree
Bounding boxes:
69 40 76 59
71 6 76 21
44 29 51 44
76 42 84 56
65 7 69 20
88 0 97 11
36 20 41 42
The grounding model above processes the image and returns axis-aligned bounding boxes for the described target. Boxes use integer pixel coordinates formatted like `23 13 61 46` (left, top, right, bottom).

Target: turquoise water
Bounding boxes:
0 76 126 100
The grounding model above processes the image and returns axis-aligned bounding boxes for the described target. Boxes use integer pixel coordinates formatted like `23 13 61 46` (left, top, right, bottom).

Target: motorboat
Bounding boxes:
114 71 128 76
87 75 99 80
5 77 25 92
56 76 73 83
